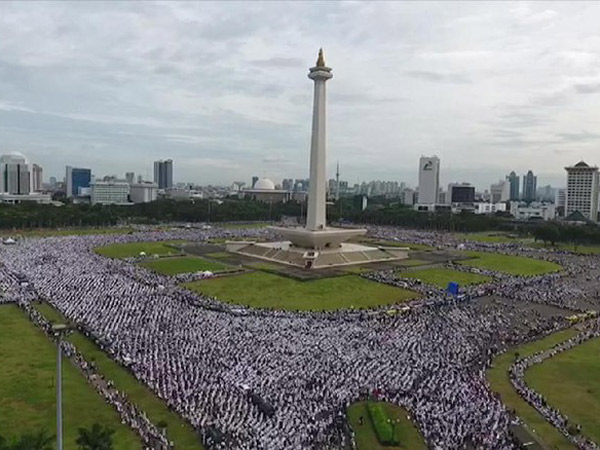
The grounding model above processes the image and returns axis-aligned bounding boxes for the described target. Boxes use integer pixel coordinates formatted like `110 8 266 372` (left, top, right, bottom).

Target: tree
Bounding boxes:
76 423 115 450
10 430 54 450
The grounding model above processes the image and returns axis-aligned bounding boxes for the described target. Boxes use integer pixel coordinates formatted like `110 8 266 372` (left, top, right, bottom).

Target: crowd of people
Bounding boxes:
510 320 600 450
0 225 598 449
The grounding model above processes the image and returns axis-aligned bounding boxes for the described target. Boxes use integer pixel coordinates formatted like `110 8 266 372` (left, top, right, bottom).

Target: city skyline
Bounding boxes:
2 2 600 188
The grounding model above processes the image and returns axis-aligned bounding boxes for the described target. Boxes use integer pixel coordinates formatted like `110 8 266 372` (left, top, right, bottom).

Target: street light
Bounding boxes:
52 323 70 450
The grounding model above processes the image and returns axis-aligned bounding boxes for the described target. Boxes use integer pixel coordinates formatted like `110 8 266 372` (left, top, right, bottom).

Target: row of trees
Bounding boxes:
0 424 114 450
1 197 599 247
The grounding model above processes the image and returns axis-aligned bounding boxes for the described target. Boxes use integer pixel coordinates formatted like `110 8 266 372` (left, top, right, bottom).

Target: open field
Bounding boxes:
526 336 600 443
0 227 135 238
528 241 600 255
487 328 578 450
347 401 427 450
33 303 204 450
459 251 561 276
401 267 492 288
140 256 228 275
0 305 141 449
184 272 418 311
95 241 185 258
366 240 435 252
456 232 527 244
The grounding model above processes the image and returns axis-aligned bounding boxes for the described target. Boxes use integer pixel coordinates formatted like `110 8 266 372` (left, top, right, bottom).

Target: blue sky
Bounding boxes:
1 1 600 189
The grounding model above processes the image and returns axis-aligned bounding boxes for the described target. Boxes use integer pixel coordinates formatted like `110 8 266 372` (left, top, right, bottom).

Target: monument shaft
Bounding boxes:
306 52 332 231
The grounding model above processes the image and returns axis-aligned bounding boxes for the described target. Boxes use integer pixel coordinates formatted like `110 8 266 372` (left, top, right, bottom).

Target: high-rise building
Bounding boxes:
506 171 520 200
49 176 57 187
153 159 173 190
31 164 43 192
522 170 537 202
490 180 510 203
0 152 30 195
66 166 92 198
125 172 135 184
537 185 555 202
418 156 440 205
447 182 475 203
565 161 599 222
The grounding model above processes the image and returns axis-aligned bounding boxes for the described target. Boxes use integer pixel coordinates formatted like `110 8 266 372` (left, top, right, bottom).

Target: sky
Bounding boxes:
1 1 600 190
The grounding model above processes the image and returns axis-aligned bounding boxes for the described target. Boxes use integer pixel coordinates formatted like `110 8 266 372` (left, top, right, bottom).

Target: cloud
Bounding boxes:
556 130 600 142
404 70 471 84
574 82 600 94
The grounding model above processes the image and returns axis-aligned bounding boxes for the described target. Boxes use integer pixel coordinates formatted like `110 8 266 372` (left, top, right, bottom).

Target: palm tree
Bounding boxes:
76 423 115 450
10 429 54 450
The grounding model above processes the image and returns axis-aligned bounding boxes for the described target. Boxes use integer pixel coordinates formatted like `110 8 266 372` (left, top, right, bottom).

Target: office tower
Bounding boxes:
522 170 537 202
129 182 158 203
252 176 259 188
506 171 520 200
49 176 57 187
31 163 43 192
490 180 510 203
90 181 130 205
418 156 440 204
565 161 599 222
153 159 174 189
0 152 30 195
137 174 143 183
125 172 135 184
66 166 92 197
447 182 475 203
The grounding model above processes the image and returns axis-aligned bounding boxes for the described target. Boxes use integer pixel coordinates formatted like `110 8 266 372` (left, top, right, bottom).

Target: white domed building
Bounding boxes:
241 177 293 203
0 151 30 195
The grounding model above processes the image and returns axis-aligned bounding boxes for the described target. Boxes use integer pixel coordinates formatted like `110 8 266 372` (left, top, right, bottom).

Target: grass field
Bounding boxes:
347 401 427 450
487 328 578 450
366 240 435 252
95 241 185 258
526 337 600 443
401 267 492 288
459 251 561 276
528 241 600 255
0 227 135 238
184 272 418 311
395 259 430 267
456 232 525 244
0 305 141 449
140 256 228 275
33 303 204 450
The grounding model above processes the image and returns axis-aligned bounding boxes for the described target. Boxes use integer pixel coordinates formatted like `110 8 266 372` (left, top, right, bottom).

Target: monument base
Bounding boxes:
269 226 367 249
226 239 409 270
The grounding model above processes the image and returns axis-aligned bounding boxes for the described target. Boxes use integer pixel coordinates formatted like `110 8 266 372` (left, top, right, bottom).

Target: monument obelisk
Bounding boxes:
306 49 332 231
231 50 408 267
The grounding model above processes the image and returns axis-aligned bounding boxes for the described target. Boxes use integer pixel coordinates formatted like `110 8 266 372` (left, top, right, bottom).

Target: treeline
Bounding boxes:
0 198 302 229
1 197 599 249
532 223 600 246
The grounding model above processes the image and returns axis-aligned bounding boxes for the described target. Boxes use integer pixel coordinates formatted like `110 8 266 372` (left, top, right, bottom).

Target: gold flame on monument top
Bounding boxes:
316 48 326 67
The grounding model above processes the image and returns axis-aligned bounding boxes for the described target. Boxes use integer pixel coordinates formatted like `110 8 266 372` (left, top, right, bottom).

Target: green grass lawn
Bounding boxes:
459 251 561 276
528 241 600 255
184 272 418 311
456 232 524 244
204 252 233 259
140 256 228 275
347 401 427 450
401 267 491 288
33 303 204 450
95 241 185 258
0 305 141 449
367 240 435 252
395 259 430 267
487 328 578 450
526 337 600 443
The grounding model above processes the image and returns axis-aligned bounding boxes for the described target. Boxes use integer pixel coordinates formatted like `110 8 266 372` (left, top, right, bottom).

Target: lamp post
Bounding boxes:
52 323 69 450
